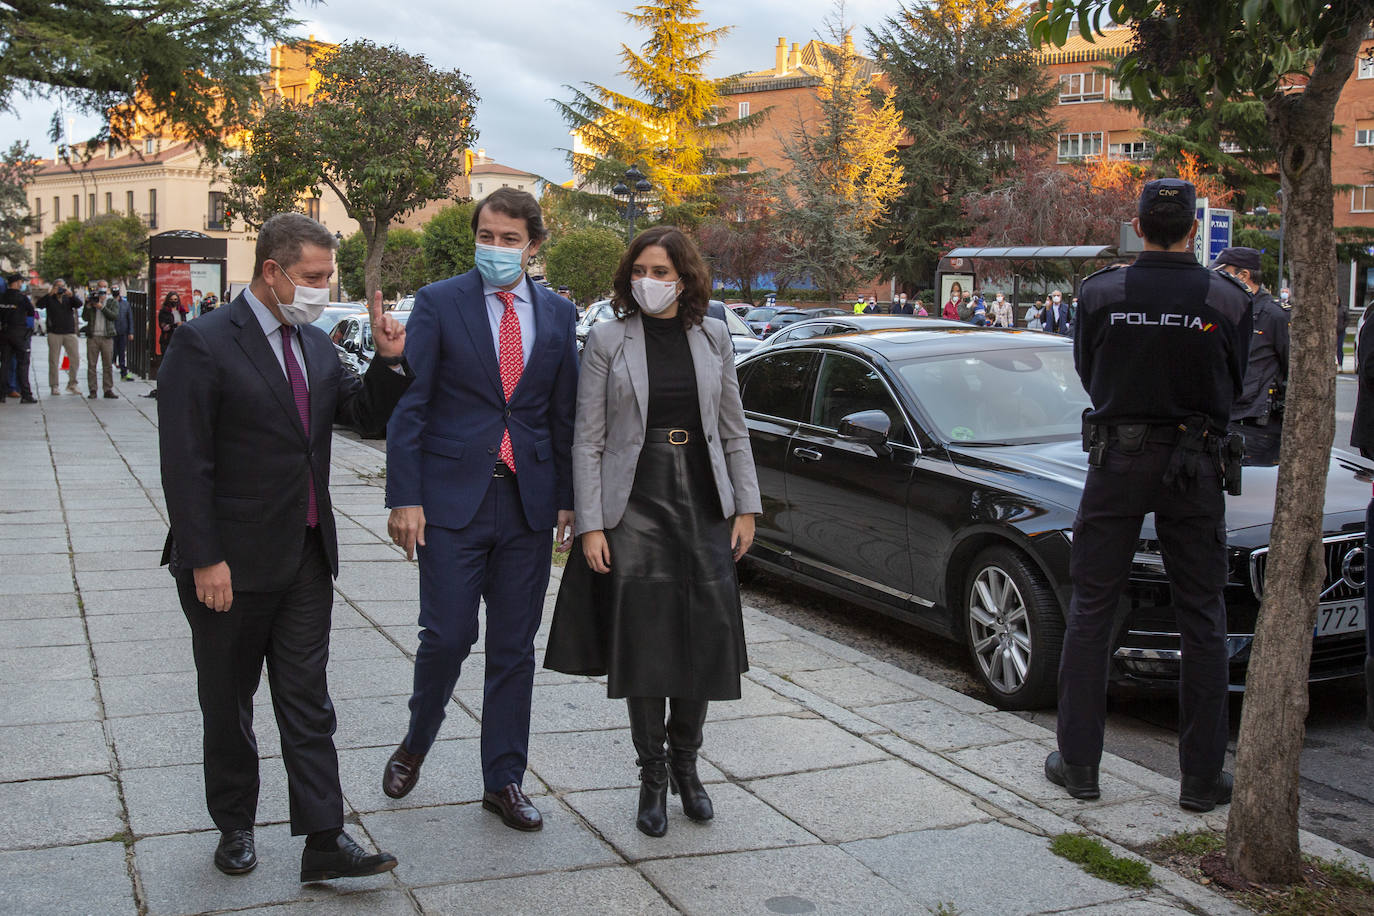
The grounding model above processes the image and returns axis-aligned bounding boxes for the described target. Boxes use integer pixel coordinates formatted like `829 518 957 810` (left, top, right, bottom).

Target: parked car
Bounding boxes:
744 306 818 337
312 304 366 336
576 298 762 357
728 303 752 317
757 314 960 349
735 326 1369 709
329 310 411 382
393 296 415 312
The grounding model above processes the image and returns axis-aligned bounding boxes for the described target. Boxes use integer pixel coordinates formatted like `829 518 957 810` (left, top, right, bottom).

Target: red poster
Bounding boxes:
154 263 192 354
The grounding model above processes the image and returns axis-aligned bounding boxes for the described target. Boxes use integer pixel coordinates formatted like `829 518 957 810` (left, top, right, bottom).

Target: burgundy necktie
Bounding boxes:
496 291 523 473
279 325 318 526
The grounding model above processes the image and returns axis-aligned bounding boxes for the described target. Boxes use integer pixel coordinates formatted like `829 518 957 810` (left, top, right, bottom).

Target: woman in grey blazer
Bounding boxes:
545 226 762 838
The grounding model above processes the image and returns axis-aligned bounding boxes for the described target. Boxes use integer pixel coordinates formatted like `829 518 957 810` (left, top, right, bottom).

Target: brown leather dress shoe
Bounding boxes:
482 782 543 831
382 743 425 799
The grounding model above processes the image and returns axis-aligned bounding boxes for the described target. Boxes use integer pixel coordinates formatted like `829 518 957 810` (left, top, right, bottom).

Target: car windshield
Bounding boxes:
895 346 1090 445
720 305 754 337
744 307 777 321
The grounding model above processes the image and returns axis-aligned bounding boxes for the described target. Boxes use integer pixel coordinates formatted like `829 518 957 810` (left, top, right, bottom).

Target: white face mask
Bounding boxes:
271 265 330 326
1281 291 1290 301
1052 295 1062 303
631 276 680 315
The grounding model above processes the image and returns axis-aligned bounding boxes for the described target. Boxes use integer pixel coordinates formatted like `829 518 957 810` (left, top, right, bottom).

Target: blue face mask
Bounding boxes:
474 241 528 287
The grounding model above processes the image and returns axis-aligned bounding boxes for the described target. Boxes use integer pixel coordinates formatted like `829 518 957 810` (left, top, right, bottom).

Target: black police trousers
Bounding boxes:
1057 440 1229 779
1228 419 1281 467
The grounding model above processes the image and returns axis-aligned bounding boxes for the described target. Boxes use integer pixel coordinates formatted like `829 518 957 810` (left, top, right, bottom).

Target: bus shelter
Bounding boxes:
936 245 1123 313
143 230 227 379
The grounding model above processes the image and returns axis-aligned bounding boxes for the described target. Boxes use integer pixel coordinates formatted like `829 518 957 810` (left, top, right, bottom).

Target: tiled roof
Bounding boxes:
1032 26 1134 65
470 161 538 179
32 142 200 177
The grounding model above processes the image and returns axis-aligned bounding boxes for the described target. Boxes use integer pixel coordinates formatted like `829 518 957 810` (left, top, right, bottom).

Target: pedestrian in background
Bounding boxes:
991 293 1013 328
1046 178 1250 814
1025 300 1044 330
546 225 761 838
942 282 962 321
112 286 135 381
157 293 180 355
38 279 81 395
0 274 36 404
83 287 119 400
1216 247 1288 465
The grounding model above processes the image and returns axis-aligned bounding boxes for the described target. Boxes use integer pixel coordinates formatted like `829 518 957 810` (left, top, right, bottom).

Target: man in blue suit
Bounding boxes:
382 188 578 830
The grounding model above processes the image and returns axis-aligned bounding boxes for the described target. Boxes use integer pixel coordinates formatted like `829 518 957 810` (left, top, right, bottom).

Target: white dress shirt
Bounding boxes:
481 276 535 365
244 287 309 390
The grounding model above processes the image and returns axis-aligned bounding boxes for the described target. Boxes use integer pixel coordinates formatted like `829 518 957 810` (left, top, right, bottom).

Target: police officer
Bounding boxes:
0 274 37 404
1045 178 1252 813
1216 247 1289 465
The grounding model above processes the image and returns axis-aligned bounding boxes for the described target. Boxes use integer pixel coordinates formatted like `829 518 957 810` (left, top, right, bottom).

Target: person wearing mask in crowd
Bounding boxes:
111 286 134 382
380 188 578 833
852 296 865 315
1215 247 1289 465
863 296 877 314
38 279 82 395
191 289 203 317
83 286 120 399
1279 287 1292 310
545 226 761 838
971 295 987 327
991 292 1013 328
1044 290 1072 335
0 274 36 403
1025 299 1044 331
896 293 911 314
158 212 410 881
158 293 180 356
942 282 963 321
175 293 190 325
1046 179 1249 814
914 299 928 317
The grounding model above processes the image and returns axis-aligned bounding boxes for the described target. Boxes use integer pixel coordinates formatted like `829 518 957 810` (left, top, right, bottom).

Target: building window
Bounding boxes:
32 198 42 234
105 192 113 213
476 182 483 194
991 140 1016 160
1352 185 1374 212
126 190 134 214
144 137 156 155
208 191 228 230
53 196 60 222
1359 55 1374 79
1108 140 1154 160
1110 80 1133 101
88 193 96 217
1059 72 1106 103
304 196 320 221
738 101 750 118
73 195 80 219
1058 131 1104 161
148 189 158 229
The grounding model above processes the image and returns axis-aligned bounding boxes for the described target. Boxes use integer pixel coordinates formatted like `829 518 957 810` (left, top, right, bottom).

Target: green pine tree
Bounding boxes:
554 0 763 227
868 0 1061 289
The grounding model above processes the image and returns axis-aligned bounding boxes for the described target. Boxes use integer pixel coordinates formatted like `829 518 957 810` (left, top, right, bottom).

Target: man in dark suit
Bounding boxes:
1044 289 1072 335
159 213 410 881
382 188 578 830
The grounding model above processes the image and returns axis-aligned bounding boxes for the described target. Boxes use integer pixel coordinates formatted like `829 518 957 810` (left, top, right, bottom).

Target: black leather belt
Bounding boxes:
645 427 698 445
1104 424 1183 445
492 462 514 477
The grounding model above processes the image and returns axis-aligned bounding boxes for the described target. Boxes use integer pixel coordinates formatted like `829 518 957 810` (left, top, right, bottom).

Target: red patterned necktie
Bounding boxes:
496 290 523 472
279 325 318 526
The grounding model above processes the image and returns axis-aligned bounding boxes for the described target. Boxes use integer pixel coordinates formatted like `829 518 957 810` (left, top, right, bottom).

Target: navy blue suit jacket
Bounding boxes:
385 270 578 531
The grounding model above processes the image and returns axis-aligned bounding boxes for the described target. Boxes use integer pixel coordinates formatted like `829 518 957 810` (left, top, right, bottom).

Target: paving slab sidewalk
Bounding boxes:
1 348 1369 916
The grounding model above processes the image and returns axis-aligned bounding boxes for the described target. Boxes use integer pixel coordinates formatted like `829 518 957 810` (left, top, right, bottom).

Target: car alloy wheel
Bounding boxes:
963 546 1062 709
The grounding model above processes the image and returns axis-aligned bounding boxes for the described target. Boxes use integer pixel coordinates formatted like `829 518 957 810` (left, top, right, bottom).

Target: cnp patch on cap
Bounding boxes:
1138 178 1196 217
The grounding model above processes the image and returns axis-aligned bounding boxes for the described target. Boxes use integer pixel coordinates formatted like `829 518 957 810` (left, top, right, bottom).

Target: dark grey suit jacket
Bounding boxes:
158 294 412 590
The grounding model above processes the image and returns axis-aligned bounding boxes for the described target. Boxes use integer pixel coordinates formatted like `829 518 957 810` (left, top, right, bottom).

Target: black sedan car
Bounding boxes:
736 326 1369 709
576 299 761 356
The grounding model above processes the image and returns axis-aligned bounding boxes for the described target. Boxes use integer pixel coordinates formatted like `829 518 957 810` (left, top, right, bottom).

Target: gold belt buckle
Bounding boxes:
668 429 690 445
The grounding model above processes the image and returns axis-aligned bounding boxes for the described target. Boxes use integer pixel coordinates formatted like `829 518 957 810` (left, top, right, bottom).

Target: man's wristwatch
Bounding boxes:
375 353 405 366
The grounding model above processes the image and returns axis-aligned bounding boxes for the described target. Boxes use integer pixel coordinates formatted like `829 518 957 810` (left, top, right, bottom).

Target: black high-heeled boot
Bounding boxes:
627 697 669 837
667 698 714 821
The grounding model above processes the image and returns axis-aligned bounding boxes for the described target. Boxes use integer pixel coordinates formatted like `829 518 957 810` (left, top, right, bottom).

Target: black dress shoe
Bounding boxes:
1180 771 1233 812
299 831 398 882
482 783 543 831
1045 751 1101 800
214 828 257 875
382 743 425 799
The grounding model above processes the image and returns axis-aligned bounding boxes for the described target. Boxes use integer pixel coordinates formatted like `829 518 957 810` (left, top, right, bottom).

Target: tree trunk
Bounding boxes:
1225 18 1368 882
361 217 389 304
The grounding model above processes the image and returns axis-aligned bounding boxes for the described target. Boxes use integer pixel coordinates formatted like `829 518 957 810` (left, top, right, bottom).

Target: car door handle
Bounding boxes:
792 447 823 462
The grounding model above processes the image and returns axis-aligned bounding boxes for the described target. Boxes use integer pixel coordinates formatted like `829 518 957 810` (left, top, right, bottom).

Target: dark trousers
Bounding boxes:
1229 419 1282 467
0 336 30 398
404 474 550 791
178 528 342 835
113 335 128 374
1366 500 1374 730
1057 441 1230 777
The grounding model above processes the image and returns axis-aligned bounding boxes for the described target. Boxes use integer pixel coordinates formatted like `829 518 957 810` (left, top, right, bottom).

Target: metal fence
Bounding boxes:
127 290 153 380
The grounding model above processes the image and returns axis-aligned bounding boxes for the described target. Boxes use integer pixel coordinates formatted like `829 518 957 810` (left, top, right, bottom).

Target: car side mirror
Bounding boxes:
837 409 892 454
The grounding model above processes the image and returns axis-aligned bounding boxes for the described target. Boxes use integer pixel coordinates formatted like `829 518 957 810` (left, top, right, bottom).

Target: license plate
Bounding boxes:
1314 601 1366 638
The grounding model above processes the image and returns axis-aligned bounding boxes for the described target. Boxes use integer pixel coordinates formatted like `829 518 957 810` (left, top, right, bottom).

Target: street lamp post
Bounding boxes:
612 164 652 242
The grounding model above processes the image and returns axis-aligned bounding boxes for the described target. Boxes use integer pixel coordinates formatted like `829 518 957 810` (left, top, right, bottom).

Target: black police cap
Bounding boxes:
1138 178 1196 216
1210 246 1261 273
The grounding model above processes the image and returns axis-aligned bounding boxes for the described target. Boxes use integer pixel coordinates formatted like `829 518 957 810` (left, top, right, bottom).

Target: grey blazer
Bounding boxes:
573 312 762 533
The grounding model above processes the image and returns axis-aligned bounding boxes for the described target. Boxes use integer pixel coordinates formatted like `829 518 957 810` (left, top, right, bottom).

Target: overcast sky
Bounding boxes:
14 0 899 184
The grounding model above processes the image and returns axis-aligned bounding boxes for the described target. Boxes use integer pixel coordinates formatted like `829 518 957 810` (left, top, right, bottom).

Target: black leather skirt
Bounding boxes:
545 429 747 699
